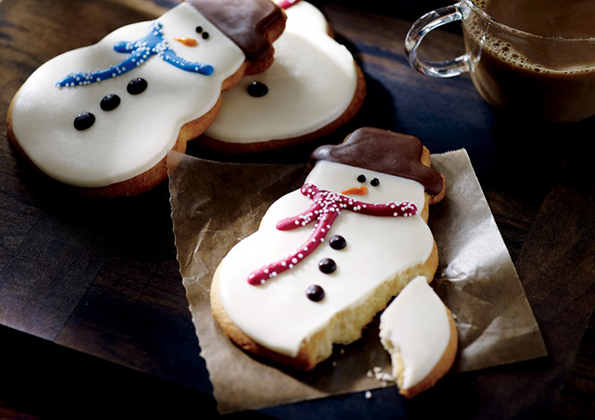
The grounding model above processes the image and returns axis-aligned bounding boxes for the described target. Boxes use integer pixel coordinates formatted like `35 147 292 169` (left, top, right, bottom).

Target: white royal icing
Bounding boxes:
379 276 451 389
11 3 245 188
205 1 358 143
217 161 435 357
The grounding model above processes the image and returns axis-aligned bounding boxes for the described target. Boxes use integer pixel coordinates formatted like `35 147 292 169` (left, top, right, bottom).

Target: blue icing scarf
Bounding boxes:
56 21 214 87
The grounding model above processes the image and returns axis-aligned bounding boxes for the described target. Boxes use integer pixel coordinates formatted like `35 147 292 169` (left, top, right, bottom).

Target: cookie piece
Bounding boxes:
379 276 458 398
7 0 285 197
200 1 366 153
211 127 446 371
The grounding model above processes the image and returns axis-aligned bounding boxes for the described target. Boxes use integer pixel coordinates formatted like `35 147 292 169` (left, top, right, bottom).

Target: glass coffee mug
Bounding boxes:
405 0 595 123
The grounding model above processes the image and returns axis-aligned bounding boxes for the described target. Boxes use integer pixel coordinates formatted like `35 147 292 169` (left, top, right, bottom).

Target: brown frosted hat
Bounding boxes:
310 127 444 196
186 0 284 62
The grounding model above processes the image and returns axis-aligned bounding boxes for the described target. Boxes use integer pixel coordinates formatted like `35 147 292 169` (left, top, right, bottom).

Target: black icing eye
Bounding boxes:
202 32 210 40
127 78 148 95
357 174 366 183
100 94 120 111
370 178 380 187
74 112 95 130
247 81 268 97
195 26 203 34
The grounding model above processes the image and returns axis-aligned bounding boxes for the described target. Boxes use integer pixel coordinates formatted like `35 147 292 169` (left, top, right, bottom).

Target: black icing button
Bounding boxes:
357 174 366 183
202 31 210 40
370 178 380 187
127 78 148 95
318 258 336 274
74 112 95 130
195 26 203 34
306 285 325 302
100 94 121 111
247 81 268 98
329 235 346 250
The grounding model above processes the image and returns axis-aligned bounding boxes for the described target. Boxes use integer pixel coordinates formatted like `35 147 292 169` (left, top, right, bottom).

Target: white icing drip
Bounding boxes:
379 276 451 389
11 3 245 187
217 161 434 357
205 1 358 143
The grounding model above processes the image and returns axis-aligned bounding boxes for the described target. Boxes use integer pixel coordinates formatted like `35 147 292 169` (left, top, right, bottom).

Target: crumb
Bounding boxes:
368 366 395 384
452 313 458 320
340 349 345 355
365 391 372 399
332 361 337 367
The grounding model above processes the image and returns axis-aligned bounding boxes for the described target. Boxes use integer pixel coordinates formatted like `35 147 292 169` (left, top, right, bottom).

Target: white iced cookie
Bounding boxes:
201 0 365 153
7 0 285 197
211 128 446 371
380 276 458 398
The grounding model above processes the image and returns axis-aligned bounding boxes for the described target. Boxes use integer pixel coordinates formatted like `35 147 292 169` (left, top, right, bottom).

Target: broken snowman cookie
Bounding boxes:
200 0 366 153
211 127 446 371
380 276 458 398
7 0 285 197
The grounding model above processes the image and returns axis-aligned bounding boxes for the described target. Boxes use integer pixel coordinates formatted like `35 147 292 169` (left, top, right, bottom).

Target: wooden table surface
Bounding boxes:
1 0 594 418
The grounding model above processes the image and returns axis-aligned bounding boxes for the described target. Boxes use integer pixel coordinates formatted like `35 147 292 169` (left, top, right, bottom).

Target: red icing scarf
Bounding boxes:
248 183 417 285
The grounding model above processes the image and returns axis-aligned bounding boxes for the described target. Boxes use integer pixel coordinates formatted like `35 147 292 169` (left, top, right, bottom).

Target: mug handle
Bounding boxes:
404 2 471 78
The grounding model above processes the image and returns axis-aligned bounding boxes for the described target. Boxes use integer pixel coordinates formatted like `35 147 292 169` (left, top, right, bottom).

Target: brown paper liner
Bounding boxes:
167 149 546 413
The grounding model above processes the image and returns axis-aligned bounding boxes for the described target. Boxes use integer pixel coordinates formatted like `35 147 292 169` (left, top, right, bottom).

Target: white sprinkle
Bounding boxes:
365 391 372 400
292 258 298 264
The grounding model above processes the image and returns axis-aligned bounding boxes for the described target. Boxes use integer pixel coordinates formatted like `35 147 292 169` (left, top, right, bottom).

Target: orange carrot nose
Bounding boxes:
342 186 368 195
173 37 198 47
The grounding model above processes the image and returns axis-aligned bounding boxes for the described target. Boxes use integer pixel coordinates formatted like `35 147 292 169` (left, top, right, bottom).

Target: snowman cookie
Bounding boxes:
7 0 285 197
200 0 366 153
211 127 446 371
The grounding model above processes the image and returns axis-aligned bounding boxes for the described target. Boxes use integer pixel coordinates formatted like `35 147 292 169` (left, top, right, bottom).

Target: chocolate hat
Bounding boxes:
186 0 284 62
310 127 444 196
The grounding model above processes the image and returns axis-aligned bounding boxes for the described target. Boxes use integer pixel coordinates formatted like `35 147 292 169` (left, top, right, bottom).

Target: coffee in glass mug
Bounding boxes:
405 0 595 123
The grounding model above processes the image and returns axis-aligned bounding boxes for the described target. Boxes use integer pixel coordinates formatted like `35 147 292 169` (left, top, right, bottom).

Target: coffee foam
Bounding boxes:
466 0 595 75
464 15 592 75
